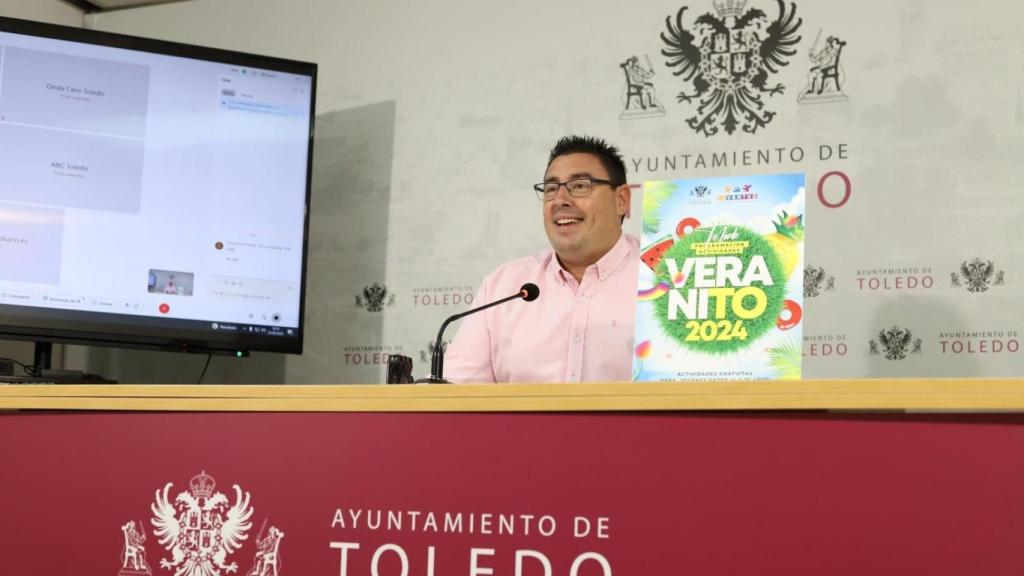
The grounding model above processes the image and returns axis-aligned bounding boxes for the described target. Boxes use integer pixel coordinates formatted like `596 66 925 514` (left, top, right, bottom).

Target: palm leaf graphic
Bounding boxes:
768 339 802 380
642 181 677 238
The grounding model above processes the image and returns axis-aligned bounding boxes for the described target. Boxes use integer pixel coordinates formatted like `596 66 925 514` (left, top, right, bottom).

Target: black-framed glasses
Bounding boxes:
533 177 619 200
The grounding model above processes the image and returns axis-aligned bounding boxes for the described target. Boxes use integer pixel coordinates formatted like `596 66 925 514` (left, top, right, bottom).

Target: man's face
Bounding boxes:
542 152 630 270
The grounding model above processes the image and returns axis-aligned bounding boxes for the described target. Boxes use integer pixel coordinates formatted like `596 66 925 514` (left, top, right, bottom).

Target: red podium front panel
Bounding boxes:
1 411 1022 575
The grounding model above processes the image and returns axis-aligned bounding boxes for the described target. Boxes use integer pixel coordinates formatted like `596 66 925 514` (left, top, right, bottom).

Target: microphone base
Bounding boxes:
414 376 452 384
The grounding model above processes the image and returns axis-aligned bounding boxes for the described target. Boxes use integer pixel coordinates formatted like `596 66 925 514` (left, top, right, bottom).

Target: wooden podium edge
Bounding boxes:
1 378 1023 412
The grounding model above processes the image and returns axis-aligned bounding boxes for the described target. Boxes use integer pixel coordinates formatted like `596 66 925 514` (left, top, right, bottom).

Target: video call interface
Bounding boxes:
0 31 313 337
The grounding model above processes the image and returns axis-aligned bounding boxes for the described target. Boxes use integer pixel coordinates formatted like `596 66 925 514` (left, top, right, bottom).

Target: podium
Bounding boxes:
2 379 1023 575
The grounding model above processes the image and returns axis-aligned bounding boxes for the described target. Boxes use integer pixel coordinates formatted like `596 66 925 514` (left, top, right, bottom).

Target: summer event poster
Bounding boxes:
633 173 805 381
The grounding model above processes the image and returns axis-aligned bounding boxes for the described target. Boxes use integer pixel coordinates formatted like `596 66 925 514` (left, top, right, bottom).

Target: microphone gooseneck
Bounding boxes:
422 283 541 383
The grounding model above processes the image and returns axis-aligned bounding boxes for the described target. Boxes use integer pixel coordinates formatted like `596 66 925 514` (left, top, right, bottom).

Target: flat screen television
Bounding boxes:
0 16 316 360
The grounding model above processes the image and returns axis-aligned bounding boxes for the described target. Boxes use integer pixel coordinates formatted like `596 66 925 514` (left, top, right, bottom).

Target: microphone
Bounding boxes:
417 282 540 384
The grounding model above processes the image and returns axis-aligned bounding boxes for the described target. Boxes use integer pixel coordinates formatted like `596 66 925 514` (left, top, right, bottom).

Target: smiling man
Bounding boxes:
443 136 640 383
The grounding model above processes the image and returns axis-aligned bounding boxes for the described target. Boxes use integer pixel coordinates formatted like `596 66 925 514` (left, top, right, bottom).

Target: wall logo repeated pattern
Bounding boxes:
419 339 450 364
797 32 848 104
803 265 836 298
951 259 1006 293
355 282 395 312
660 0 803 136
869 326 923 361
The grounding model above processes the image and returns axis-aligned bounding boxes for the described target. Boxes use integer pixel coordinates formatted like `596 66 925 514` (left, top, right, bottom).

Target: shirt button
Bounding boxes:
574 335 581 344
578 296 585 303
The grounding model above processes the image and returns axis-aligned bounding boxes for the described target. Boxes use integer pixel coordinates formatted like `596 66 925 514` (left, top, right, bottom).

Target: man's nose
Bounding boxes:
550 183 575 204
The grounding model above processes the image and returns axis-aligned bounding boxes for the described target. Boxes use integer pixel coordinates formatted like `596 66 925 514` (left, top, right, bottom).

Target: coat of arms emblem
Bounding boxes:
355 282 395 312
951 258 1004 293
419 339 449 363
870 326 922 361
803 265 835 298
150 470 254 576
661 0 802 136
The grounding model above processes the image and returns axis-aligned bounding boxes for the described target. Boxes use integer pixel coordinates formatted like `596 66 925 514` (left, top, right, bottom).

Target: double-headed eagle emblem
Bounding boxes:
959 258 996 293
661 0 802 136
151 470 254 576
356 282 394 312
871 326 922 361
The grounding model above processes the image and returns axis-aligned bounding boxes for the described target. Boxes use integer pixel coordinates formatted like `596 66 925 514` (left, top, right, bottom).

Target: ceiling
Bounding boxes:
61 0 192 13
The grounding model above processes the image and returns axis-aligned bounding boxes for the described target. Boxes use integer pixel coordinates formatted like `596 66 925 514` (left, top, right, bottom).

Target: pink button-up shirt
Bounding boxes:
444 234 639 383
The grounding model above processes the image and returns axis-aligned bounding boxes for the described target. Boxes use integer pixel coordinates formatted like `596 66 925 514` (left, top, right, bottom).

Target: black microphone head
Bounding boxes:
520 282 540 302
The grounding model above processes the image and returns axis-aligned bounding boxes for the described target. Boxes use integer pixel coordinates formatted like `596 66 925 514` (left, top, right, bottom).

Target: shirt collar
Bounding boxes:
546 232 635 285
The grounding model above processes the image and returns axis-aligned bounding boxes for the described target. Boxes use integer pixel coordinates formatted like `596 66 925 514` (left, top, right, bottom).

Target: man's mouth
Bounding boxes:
554 217 583 227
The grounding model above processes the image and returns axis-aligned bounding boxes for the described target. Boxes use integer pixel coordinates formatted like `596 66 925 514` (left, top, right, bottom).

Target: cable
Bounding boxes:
0 357 40 377
197 354 212 384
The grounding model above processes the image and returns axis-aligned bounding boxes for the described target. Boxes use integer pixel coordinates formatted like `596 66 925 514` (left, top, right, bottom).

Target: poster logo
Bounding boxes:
688 184 713 206
660 0 803 136
719 183 758 201
870 326 922 360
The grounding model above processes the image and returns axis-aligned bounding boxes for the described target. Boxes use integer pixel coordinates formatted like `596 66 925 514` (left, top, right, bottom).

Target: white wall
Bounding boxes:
25 0 1024 382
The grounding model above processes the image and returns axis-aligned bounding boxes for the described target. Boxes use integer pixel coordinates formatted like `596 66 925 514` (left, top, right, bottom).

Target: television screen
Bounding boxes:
0 16 315 355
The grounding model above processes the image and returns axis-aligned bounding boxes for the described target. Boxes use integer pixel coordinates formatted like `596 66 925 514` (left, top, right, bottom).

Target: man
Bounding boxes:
443 136 639 383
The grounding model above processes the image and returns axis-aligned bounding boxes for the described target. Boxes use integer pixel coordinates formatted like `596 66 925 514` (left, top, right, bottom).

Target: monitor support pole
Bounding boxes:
25 341 116 384
33 341 52 371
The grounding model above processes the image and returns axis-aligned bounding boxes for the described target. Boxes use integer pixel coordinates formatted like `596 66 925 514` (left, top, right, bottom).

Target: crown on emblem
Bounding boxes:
189 470 217 499
713 0 749 18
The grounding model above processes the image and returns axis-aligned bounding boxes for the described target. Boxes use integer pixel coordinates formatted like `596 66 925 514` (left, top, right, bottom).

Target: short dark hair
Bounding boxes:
547 136 627 186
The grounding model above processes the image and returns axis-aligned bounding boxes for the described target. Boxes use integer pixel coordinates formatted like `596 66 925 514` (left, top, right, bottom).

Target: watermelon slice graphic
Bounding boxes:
641 236 674 272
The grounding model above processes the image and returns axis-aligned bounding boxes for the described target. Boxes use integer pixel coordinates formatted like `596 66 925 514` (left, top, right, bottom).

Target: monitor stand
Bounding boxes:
0 342 117 385
34 341 53 372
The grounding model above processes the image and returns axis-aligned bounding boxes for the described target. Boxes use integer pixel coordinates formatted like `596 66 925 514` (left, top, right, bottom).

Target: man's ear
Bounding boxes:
617 184 632 219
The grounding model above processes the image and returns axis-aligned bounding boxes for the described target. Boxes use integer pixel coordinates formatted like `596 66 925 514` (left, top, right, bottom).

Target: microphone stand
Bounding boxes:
418 290 532 384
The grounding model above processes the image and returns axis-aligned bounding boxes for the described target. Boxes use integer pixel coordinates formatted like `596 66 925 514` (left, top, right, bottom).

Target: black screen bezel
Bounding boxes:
0 15 316 355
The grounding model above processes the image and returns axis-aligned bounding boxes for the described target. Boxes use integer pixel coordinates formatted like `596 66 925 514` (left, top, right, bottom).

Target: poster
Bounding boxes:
634 173 805 381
